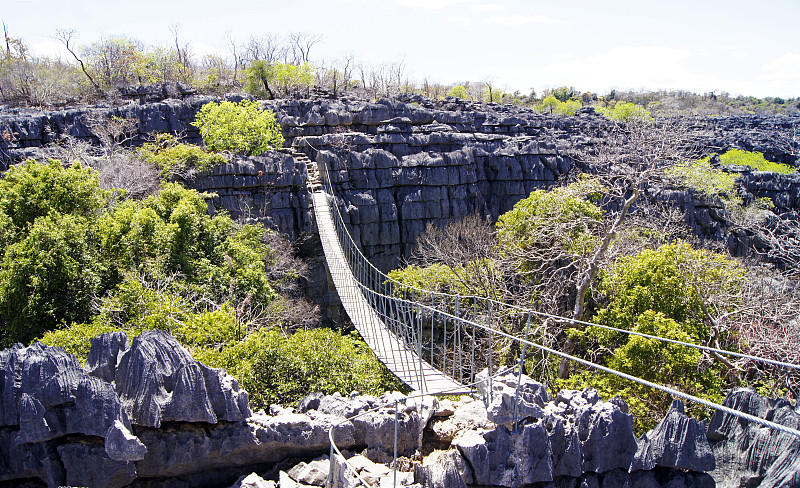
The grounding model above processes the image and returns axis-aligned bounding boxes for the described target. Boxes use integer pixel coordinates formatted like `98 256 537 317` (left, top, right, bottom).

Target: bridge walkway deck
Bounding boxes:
311 189 470 395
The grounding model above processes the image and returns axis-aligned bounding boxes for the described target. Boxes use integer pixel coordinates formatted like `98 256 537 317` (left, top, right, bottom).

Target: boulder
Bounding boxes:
475 368 549 429
287 457 331 486
230 472 277 488
632 400 715 472
113 329 250 427
420 449 467 488
707 388 800 488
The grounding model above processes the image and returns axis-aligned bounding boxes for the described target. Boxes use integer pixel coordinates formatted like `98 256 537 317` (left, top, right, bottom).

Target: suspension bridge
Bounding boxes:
296 146 800 440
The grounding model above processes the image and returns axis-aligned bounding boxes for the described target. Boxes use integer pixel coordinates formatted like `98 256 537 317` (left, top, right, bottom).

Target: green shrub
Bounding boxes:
496 178 604 273
0 213 105 344
247 61 315 99
596 101 653 123
667 158 739 199
541 95 560 114
388 263 473 295
97 182 277 307
194 328 407 410
192 100 284 156
447 85 468 99
0 160 108 233
40 322 117 360
594 241 744 340
718 148 795 174
138 134 227 178
563 241 744 432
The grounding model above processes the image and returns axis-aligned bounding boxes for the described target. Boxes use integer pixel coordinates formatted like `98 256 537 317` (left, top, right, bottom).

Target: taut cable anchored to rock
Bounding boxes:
303 136 800 449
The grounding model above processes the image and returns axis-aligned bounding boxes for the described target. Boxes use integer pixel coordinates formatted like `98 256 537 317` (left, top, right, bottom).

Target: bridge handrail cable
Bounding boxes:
302 139 800 444
309 140 800 372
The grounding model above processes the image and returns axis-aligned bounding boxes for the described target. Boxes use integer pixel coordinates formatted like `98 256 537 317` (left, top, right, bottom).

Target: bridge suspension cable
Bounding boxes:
300 139 800 440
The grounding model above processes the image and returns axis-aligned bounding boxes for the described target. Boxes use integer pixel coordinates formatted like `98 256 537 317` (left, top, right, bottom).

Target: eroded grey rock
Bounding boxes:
476 367 549 428
708 388 800 488
632 400 714 472
114 329 250 427
86 331 129 383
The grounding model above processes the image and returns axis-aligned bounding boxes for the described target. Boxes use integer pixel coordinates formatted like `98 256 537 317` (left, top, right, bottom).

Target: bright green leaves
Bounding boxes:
668 158 738 199
595 241 744 340
668 149 789 225
719 148 795 174
196 328 405 410
596 101 653 123
98 182 276 307
496 178 604 274
388 263 474 295
246 61 315 100
571 241 743 431
0 160 108 233
192 100 284 156
0 161 277 347
0 213 104 343
447 85 468 99
137 134 227 177
0 161 110 345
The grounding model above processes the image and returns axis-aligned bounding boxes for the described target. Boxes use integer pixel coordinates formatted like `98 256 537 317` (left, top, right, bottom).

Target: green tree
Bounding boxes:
555 99 582 116
447 85 468 99
192 100 284 156
137 134 227 178
551 86 575 102
563 241 744 431
596 101 653 123
541 95 560 114
0 213 104 344
0 160 108 234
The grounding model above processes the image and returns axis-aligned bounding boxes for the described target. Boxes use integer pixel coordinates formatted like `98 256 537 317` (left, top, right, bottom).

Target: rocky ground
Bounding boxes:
1 332 798 488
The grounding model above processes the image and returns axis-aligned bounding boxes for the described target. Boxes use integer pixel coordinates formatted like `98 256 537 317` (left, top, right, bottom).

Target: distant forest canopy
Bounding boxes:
1 26 797 115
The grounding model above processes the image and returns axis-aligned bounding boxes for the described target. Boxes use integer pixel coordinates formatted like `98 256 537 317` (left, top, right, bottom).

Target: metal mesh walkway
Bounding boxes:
312 190 469 394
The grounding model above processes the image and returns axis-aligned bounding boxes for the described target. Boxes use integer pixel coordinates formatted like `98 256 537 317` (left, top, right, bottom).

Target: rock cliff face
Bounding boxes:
2 336 797 487
2 97 798 273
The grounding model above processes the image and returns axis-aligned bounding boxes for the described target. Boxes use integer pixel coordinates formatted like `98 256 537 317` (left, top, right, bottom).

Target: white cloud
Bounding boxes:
449 15 473 26
394 0 470 10
484 14 558 25
761 52 800 81
469 3 505 12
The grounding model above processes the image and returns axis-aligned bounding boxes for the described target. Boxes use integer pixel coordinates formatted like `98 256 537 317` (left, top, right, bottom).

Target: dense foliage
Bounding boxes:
561 242 744 430
6 158 401 410
192 100 284 156
137 133 228 177
596 101 654 123
0 160 279 345
195 328 405 409
718 148 795 174
246 60 315 99
389 172 781 432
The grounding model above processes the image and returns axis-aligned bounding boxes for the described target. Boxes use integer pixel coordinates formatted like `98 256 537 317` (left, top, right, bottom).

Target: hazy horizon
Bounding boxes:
5 0 799 98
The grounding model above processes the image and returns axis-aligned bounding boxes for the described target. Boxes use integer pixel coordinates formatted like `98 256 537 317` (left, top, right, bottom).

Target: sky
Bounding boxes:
4 0 799 98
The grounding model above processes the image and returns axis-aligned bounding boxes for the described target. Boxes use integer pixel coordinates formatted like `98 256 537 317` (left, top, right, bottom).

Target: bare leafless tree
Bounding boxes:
288 32 322 65
54 29 102 95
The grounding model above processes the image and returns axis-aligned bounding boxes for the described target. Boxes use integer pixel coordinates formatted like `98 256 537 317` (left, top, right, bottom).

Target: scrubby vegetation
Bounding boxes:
2 26 797 117
0 124 401 410
192 100 284 156
390 146 799 432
